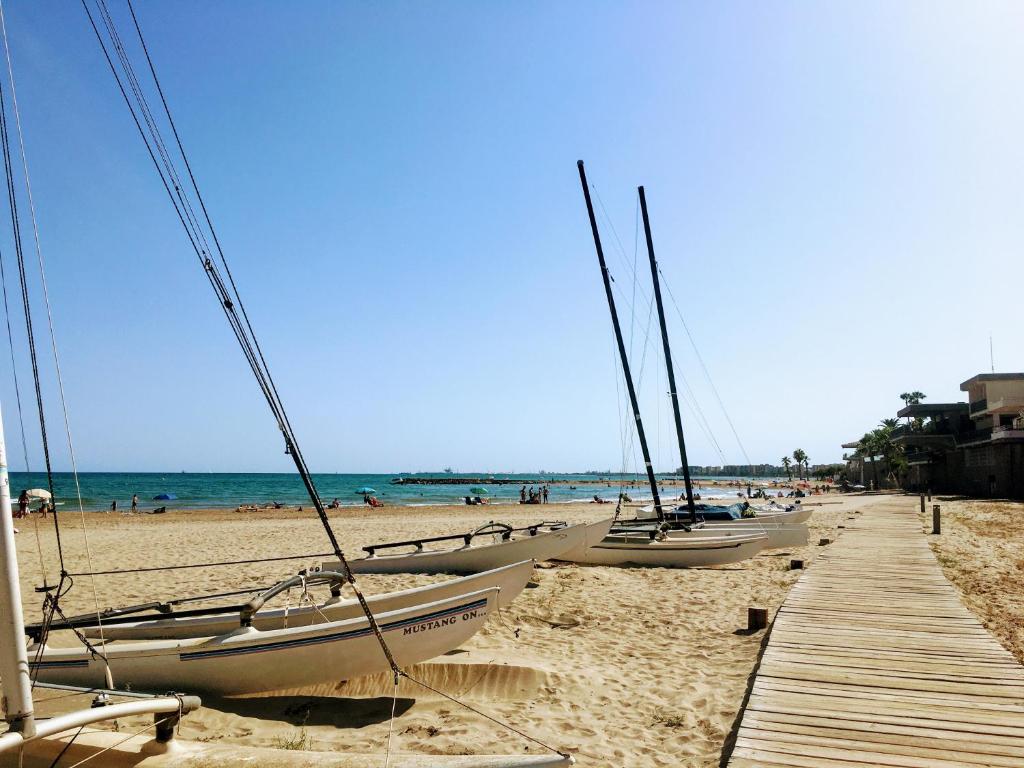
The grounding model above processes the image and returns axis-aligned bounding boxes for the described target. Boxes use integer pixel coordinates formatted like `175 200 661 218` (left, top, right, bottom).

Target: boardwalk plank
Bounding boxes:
725 499 1024 768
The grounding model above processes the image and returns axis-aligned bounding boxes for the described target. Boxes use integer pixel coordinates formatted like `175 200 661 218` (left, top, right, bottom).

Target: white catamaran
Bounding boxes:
0 4 573 764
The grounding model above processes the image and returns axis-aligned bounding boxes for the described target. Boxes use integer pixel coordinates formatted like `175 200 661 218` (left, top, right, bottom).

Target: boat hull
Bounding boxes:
82 560 535 640
559 532 767 568
31 589 498 696
670 523 809 550
335 522 599 574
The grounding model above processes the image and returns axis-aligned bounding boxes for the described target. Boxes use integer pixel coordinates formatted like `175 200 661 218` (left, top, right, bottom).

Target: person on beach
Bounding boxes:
131 494 138 513
329 498 340 509
110 499 117 513
520 486 526 503
542 486 549 504
16 490 27 519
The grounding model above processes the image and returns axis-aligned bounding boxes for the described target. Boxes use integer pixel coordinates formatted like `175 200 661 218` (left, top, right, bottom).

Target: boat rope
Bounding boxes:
0 201 27 472
659 265 754 472
399 670 569 759
70 550 338 577
47 724 86 768
61 703 184 768
81 0 401 674
0 38 62 571
0 0 115 688
383 674 400 768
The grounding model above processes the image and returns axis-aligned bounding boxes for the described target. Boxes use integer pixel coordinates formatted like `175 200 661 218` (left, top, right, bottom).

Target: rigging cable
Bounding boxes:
0 31 61 571
0 0 115 689
78 7 572 756
658 265 754 472
80 0 401 677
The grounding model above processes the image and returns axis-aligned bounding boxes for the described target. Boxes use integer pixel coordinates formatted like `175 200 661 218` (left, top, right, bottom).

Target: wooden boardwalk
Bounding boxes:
727 499 1024 768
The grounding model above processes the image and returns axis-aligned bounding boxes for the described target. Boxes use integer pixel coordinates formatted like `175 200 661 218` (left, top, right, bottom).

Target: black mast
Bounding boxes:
639 186 697 524
577 161 663 519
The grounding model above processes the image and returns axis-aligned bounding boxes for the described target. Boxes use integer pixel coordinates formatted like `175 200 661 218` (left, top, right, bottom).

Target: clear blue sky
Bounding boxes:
0 0 1020 473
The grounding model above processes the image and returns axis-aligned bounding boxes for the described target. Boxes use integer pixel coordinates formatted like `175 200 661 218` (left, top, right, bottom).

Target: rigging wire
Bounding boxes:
78 7 572 754
0 24 63 572
658 265 754 471
0 0 115 688
0 216 26 471
79 0 402 677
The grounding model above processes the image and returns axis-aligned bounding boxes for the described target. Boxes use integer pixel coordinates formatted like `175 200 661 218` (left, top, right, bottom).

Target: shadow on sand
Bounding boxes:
206 694 415 728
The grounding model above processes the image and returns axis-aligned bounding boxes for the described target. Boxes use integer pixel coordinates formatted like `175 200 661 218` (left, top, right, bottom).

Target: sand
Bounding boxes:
927 497 1024 664
11 494 865 767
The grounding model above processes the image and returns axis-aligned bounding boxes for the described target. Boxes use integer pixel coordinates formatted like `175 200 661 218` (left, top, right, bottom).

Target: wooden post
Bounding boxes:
927 489 932 502
920 494 925 515
932 504 941 535
789 559 804 570
748 607 768 631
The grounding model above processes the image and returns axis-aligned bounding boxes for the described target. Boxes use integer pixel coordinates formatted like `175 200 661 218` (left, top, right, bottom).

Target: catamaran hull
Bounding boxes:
335 521 602 575
31 589 498 696
559 533 767 568
670 523 809 550
757 508 811 524
82 560 535 641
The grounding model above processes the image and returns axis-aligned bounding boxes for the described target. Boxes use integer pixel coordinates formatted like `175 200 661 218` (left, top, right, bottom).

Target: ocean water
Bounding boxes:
6 472 752 511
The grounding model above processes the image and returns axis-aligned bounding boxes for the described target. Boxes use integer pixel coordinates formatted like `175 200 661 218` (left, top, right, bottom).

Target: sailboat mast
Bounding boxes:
0 401 35 738
577 161 663 519
639 186 697 524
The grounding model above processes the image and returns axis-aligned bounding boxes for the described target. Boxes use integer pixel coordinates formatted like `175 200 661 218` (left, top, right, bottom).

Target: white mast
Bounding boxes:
0 400 34 737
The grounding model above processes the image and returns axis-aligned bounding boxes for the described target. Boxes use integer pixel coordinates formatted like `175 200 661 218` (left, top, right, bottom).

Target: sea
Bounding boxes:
7 472 754 512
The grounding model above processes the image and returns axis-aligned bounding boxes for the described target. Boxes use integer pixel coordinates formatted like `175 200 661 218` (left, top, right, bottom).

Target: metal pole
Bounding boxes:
577 161 663 519
0 401 35 737
639 186 696 524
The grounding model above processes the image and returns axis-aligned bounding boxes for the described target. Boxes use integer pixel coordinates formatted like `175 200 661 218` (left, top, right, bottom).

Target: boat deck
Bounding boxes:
726 497 1024 767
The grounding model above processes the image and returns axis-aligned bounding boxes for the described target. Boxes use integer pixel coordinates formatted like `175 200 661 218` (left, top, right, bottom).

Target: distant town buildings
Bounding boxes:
843 372 1024 499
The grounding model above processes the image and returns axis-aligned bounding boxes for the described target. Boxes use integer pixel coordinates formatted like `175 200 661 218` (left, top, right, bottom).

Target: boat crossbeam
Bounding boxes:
362 522 568 556
0 694 201 755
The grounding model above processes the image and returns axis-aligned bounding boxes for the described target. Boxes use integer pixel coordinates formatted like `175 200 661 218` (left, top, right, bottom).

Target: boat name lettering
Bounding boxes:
403 615 457 635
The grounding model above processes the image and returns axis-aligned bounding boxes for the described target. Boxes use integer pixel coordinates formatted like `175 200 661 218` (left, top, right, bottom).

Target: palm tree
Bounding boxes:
875 420 905 486
859 432 880 489
792 449 807 480
899 391 927 406
781 456 792 480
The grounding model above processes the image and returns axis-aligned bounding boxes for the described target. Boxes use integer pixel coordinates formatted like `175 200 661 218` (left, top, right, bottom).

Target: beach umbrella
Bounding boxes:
25 489 51 500
355 487 376 495
153 493 177 501
469 487 489 495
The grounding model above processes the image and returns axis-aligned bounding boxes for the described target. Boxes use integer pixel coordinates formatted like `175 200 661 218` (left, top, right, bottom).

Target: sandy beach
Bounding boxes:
928 496 1024 665
14 495 859 767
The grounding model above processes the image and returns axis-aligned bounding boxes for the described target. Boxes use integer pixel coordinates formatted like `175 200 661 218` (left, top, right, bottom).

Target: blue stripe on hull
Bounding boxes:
179 597 488 661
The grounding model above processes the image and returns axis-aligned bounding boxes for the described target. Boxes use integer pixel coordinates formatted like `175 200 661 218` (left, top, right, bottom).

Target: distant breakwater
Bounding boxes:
391 477 661 486
393 477 527 486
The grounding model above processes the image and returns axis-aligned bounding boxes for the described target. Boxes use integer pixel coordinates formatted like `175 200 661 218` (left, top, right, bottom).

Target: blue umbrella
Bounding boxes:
153 493 177 501
355 487 377 495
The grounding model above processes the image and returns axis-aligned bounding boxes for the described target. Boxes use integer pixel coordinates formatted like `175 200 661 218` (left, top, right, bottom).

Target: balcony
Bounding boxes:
957 427 993 446
890 423 957 448
986 395 1024 415
905 451 932 466
992 425 1024 442
970 399 988 414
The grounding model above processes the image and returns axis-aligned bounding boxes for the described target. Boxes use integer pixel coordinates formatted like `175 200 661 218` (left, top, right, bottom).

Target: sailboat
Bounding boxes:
609 181 807 552
557 162 768 568
19 4 521 700
3 5 573 764
74 560 535 641
328 519 608 575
